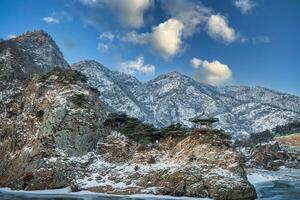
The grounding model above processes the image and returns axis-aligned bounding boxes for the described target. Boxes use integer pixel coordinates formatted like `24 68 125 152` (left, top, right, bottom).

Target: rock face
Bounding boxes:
0 68 108 189
72 60 300 138
63 131 256 200
248 141 300 170
0 30 69 104
0 31 257 199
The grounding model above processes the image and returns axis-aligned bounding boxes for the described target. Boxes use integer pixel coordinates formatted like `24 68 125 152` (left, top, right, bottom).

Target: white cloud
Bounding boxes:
97 43 109 52
151 19 184 59
122 18 184 59
193 58 232 86
161 0 211 37
115 0 153 28
234 0 256 14
207 14 237 43
6 34 16 39
42 16 60 24
118 56 155 75
80 0 153 28
121 31 149 44
80 0 104 7
99 32 114 41
252 36 271 44
190 58 202 69
162 0 240 43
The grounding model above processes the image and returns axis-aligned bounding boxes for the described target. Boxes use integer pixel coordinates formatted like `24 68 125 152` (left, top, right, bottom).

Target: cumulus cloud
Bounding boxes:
115 0 153 28
118 56 155 75
234 0 256 14
42 16 60 24
162 0 239 43
190 58 202 69
193 58 232 86
80 0 153 28
161 0 211 37
97 43 109 52
151 19 184 58
99 32 114 41
122 18 184 59
207 14 237 43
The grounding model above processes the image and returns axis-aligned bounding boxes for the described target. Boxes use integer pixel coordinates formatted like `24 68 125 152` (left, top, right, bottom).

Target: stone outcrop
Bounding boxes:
71 132 256 200
0 68 108 189
248 141 300 170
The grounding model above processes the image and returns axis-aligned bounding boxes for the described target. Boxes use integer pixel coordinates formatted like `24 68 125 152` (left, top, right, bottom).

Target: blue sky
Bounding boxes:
0 0 299 95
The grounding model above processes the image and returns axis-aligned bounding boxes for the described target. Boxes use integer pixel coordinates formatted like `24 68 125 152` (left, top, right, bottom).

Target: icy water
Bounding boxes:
0 169 300 200
248 168 300 200
255 180 300 200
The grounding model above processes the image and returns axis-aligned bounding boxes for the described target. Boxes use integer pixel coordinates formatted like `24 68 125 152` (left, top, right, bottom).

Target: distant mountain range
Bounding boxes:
1 30 300 137
72 60 300 137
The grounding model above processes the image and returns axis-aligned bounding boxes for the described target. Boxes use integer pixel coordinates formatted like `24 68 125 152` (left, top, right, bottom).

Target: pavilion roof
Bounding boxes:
189 113 219 123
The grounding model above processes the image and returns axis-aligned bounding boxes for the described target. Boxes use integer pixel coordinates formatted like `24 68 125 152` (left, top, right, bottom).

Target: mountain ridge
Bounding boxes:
72 60 300 137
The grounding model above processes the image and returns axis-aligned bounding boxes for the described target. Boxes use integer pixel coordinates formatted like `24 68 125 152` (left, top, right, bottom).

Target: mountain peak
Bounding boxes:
72 60 108 73
165 71 184 77
150 71 185 81
9 30 69 70
10 30 52 43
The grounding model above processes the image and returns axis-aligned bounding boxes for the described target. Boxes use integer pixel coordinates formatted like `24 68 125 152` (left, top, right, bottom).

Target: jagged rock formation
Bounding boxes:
248 141 300 170
0 30 69 104
73 131 256 200
0 68 108 189
247 133 300 170
72 60 300 137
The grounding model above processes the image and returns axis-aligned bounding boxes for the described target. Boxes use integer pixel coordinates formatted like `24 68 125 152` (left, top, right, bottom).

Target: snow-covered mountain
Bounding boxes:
72 60 300 137
0 30 69 104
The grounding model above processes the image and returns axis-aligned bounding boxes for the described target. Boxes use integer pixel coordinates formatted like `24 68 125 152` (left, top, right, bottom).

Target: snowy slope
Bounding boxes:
72 60 300 137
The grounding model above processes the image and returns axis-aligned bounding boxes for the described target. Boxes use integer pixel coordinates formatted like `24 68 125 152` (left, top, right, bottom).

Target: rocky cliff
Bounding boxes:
247 135 300 170
0 68 108 189
0 30 69 104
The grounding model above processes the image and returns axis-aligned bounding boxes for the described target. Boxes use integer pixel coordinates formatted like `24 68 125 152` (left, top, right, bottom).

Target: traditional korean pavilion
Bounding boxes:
189 113 219 135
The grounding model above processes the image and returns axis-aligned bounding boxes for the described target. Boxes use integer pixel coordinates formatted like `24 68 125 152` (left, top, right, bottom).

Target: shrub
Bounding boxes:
71 93 87 107
38 68 87 84
104 113 163 144
161 123 188 138
36 110 44 120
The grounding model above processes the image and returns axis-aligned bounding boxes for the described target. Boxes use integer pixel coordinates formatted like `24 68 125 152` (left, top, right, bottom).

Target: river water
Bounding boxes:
0 169 299 200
